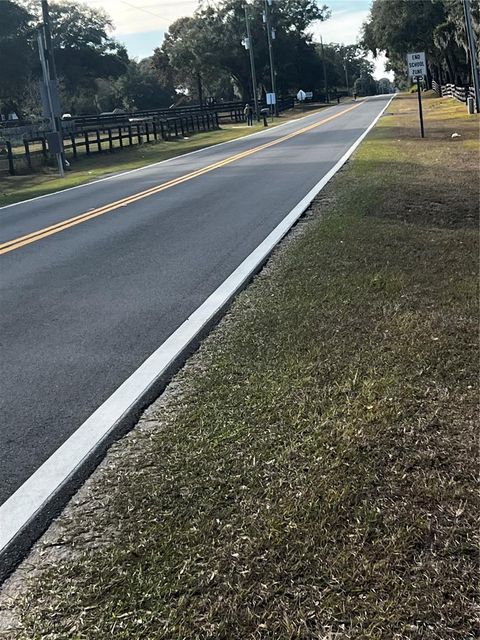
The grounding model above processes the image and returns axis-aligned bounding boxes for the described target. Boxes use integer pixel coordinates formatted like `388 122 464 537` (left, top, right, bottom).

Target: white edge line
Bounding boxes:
0 95 394 554
0 103 345 212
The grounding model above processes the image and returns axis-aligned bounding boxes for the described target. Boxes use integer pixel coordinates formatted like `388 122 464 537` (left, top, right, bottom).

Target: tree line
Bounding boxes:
1 0 386 119
362 0 480 88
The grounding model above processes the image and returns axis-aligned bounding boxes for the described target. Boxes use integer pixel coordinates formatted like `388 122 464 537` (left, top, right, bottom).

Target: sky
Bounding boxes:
79 0 392 79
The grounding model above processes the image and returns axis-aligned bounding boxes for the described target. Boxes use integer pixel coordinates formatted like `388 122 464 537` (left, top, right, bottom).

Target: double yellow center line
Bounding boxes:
0 102 361 256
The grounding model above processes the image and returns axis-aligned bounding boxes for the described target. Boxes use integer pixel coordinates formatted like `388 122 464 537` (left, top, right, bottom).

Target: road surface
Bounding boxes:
0 97 390 507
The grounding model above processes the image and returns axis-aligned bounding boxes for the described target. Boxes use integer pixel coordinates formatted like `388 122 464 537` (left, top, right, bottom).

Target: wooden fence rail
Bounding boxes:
1 112 219 176
0 97 295 132
433 81 476 104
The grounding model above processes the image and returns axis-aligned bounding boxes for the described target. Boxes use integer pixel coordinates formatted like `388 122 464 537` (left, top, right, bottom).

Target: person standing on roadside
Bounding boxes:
244 103 253 126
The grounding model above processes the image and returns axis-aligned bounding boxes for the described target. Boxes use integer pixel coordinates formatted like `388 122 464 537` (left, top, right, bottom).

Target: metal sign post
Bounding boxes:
416 76 425 138
407 52 427 138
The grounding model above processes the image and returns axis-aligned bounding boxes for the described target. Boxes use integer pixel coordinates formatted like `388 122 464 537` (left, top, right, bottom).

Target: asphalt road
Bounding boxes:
0 97 390 506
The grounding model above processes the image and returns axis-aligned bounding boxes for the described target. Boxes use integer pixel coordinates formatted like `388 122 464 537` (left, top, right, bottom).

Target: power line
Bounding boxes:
81 0 170 21
118 0 170 20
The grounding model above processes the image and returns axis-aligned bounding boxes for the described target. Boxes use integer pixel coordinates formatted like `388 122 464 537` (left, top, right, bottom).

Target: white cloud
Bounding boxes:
309 9 369 46
309 9 393 80
369 53 393 80
77 0 393 79
80 0 198 34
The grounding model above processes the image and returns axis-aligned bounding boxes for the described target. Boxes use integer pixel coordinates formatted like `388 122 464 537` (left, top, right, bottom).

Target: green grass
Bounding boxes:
0 107 329 208
1 94 478 639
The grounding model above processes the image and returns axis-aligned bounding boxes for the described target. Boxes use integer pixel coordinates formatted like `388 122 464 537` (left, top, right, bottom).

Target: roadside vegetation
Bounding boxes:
0 94 478 639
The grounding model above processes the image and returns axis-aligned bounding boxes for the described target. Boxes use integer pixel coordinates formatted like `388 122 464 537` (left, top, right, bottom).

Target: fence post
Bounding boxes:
160 121 166 141
40 137 48 162
70 134 77 158
108 127 114 151
23 139 32 170
152 121 158 141
174 120 179 137
128 125 133 145
85 131 90 154
119 126 123 148
145 122 150 143
6 140 15 176
180 118 185 137
137 124 142 145
215 112 219 128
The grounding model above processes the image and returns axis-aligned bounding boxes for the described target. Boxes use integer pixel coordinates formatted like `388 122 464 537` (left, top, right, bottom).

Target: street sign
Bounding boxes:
305 91 313 99
266 92 276 105
46 131 62 154
407 52 427 79
407 52 426 138
296 90 306 102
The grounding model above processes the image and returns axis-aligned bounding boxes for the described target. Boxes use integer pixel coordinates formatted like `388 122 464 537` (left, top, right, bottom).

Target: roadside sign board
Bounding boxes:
296 90 306 102
46 131 62 154
407 52 426 138
407 52 427 79
266 92 276 105
305 91 313 99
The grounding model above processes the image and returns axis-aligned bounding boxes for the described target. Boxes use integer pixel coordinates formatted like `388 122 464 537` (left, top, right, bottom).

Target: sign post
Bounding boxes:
266 92 276 121
407 52 427 138
415 76 425 138
296 89 306 112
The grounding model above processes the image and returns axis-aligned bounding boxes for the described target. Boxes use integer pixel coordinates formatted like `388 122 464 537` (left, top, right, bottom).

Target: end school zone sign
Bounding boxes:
407 52 427 79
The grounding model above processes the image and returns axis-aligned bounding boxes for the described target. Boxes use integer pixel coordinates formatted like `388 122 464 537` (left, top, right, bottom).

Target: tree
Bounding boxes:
155 0 331 102
353 72 377 96
362 0 477 87
41 1 128 112
317 43 374 94
4 0 129 115
377 77 394 93
0 1 35 116
114 59 176 111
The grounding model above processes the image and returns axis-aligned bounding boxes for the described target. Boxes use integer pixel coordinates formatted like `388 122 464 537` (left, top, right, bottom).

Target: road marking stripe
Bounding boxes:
0 101 356 212
0 98 394 568
0 103 361 256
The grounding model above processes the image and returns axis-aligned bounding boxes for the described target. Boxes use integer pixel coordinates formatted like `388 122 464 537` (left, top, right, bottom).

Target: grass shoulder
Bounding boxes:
1 94 478 639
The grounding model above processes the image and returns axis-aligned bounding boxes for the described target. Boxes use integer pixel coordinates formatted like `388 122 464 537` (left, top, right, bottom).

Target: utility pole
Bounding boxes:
264 0 278 116
463 0 480 113
244 5 259 120
40 0 64 176
320 36 329 103
344 61 349 95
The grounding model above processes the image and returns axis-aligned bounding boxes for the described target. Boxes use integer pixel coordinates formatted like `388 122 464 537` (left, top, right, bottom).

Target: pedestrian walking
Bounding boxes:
244 103 253 126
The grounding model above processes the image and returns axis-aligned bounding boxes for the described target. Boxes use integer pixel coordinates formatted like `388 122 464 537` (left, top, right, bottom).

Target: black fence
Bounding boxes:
0 97 296 176
1 111 220 176
0 97 295 131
